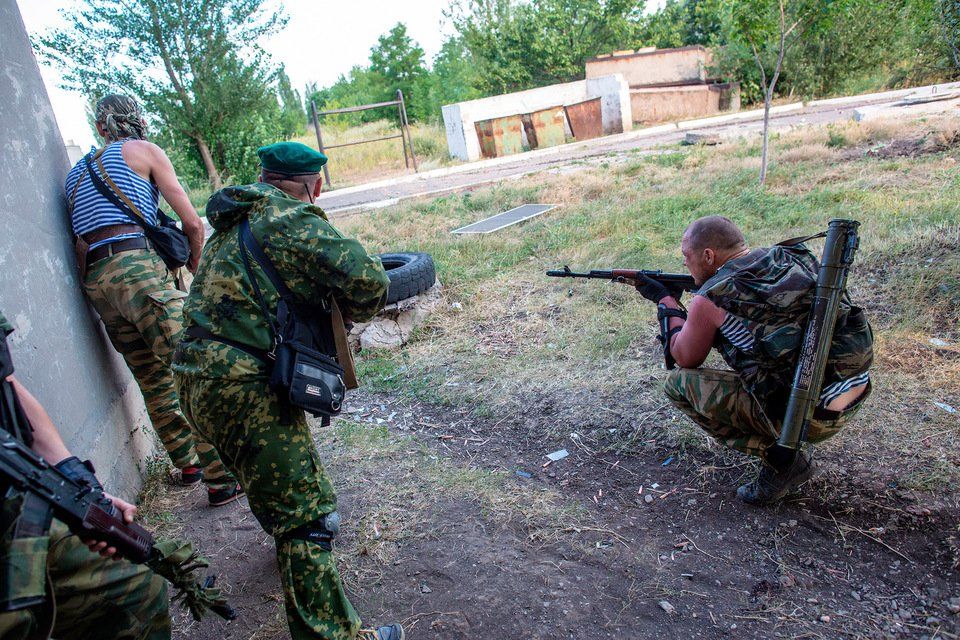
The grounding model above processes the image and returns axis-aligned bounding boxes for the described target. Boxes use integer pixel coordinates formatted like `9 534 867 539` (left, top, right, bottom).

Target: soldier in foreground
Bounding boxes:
0 309 170 639
172 142 402 639
634 215 873 504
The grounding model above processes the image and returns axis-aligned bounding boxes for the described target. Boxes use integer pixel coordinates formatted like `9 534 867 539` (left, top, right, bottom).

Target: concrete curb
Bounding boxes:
854 96 960 122
676 102 804 130
807 81 960 108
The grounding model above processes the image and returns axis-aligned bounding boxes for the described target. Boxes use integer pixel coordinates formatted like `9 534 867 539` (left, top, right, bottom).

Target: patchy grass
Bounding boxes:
318 419 594 594
339 113 960 491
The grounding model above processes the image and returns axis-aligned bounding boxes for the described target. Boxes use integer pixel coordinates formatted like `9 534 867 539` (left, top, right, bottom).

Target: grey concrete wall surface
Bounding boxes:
586 45 713 88
0 0 155 497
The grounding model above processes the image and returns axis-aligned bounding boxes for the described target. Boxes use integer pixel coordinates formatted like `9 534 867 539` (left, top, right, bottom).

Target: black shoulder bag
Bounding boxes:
237 218 346 421
84 152 191 271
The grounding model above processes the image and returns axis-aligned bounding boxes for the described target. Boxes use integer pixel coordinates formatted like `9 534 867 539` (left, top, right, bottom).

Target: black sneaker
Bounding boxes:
737 451 814 505
208 483 245 507
357 624 405 640
180 466 203 486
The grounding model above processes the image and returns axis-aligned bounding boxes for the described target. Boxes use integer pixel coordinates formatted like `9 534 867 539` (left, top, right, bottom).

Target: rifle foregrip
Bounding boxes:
81 504 154 563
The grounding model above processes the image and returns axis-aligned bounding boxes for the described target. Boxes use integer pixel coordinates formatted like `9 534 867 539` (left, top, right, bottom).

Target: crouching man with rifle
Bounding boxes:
550 215 873 505
644 215 872 504
0 309 234 639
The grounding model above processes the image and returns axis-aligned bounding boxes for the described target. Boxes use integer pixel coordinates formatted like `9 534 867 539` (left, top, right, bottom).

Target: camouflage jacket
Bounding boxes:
698 244 873 410
173 183 388 380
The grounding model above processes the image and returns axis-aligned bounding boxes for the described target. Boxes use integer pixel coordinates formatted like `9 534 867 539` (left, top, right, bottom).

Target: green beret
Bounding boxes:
257 141 327 175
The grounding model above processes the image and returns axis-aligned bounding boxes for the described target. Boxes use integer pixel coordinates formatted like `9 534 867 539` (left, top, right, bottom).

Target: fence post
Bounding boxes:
310 100 332 189
396 90 411 169
397 89 419 173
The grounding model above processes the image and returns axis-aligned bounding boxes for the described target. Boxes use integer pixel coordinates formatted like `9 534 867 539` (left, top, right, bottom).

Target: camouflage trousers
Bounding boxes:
663 368 869 458
83 249 232 489
176 367 361 640
0 521 170 640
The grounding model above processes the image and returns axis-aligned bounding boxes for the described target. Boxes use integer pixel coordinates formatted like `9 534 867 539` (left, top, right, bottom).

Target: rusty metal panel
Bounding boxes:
475 114 524 158
564 97 603 141
526 106 567 149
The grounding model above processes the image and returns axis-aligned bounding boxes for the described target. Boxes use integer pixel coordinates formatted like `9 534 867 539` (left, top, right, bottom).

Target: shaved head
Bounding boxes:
683 216 746 253
680 216 750 285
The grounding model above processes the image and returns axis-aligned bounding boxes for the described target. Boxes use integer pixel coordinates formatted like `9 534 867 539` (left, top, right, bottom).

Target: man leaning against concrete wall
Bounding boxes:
63 94 241 507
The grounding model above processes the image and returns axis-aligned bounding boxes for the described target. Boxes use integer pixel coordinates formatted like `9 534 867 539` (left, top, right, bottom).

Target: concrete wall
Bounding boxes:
631 83 740 123
0 0 154 497
442 74 632 161
586 45 713 88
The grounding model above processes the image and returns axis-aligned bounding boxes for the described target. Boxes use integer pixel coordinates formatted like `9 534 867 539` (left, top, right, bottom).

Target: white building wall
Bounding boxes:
441 74 632 162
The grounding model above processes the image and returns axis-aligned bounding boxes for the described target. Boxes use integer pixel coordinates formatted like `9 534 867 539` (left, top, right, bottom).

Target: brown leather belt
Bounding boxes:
87 237 149 265
82 224 141 244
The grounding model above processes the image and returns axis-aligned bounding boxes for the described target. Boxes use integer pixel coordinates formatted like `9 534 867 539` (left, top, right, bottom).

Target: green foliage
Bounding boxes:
448 0 644 93
36 0 302 189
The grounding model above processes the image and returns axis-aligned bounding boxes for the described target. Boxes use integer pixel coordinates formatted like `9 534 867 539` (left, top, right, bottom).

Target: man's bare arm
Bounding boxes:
659 294 726 368
147 144 205 273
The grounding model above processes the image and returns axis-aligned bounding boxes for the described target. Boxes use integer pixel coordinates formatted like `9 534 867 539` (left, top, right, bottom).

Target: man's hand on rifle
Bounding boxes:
83 493 138 561
635 273 678 304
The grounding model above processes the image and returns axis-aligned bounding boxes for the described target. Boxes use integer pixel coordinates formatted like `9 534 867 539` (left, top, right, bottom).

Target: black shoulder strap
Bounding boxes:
238 219 295 300
777 231 827 247
84 152 145 231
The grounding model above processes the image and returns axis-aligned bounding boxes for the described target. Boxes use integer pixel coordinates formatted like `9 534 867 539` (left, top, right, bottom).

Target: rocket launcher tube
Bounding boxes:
769 219 860 468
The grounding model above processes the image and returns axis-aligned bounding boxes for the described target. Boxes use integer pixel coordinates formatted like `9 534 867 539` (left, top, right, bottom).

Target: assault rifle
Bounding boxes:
545 266 697 294
0 427 236 621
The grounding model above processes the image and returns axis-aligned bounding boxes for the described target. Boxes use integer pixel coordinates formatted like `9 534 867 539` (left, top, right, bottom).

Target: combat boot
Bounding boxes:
737 450 814 505
358 624 405 640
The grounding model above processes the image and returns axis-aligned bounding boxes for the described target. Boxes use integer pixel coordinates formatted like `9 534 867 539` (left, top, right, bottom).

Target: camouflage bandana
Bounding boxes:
95 94 147 141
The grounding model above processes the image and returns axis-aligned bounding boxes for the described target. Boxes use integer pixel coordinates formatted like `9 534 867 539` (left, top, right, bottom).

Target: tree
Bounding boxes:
37 0 287 189
448 0 645 93
277 65 306 138
369 23 429 119
724 0 831 185
939 0 960 72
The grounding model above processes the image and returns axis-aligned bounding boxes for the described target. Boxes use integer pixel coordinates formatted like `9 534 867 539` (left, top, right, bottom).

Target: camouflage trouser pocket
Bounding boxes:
0 535 49 611
146 288 188 355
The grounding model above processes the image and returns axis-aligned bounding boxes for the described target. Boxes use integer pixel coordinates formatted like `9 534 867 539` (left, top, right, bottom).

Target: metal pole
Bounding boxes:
397 89 419 173
396 90 411 169
310 100 332 189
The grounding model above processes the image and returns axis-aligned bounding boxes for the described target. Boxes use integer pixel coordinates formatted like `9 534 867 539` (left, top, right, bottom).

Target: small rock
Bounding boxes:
788 519 798 527
778 575 796 588
420 584 432 594
644 494 654 504
851 591 861 601
820 615 831 624
926 617 941 626
659 600 676 615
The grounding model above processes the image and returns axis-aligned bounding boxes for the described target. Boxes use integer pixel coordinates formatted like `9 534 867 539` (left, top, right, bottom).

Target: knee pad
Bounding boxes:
279 511 340 552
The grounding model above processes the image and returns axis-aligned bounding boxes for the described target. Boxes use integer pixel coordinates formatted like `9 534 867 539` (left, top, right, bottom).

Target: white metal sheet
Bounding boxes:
451 204 558 234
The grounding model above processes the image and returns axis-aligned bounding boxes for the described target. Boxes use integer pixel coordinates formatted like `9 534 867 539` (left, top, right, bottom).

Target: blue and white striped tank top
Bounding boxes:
65 140 160 251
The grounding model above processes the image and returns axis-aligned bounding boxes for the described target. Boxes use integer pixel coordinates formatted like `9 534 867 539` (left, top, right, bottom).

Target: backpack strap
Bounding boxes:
777 231 827 247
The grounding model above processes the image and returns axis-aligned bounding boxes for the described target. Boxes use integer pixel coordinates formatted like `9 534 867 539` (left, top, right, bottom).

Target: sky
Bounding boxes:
16 0 666 148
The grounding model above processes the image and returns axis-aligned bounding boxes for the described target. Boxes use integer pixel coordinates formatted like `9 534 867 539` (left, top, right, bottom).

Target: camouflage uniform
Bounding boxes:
172 183 389 639
663 244 874 458
82 249 233 489
0 311 170 640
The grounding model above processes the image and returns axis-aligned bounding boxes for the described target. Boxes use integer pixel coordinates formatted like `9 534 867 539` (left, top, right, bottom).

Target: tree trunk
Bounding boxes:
195 137 222 190
759 97 771 185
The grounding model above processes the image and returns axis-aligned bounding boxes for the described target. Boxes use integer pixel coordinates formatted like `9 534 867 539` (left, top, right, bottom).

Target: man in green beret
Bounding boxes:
172 142 400 640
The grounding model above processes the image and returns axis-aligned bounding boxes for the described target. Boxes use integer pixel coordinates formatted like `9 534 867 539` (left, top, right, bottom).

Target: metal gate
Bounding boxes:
309 89 418 189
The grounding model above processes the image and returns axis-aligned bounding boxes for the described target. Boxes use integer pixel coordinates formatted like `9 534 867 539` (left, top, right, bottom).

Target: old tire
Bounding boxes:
377 252 436 304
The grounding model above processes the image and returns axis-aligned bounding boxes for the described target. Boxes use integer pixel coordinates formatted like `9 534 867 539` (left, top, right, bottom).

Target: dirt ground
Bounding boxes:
160 382 959 640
